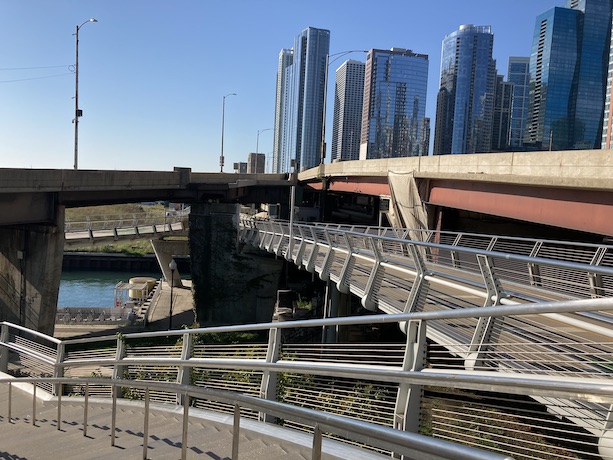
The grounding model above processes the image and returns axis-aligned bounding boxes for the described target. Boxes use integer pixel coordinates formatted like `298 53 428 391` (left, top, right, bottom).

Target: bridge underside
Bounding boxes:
426 179 613 238
307 174 613 239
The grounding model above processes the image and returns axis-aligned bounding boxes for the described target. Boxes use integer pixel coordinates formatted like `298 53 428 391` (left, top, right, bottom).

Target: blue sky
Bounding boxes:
0 0 560 172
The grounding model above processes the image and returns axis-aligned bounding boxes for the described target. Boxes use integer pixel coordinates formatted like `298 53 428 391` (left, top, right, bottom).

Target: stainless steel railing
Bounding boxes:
3 297 613 458
0 376 511 460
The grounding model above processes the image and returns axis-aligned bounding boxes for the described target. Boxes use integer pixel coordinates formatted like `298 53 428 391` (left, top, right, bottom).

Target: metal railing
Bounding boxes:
3 297 613 458
64 210 189 245
1 376 511 460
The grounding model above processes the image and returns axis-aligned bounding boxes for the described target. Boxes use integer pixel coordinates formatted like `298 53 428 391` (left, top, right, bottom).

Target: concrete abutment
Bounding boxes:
0 206 64 335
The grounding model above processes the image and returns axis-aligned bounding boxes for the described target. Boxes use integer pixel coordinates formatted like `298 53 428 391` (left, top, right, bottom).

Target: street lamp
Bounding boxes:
168 258 177 330
320 50 367 165
256 128 272 153
73 18 98 170
220 93 237 172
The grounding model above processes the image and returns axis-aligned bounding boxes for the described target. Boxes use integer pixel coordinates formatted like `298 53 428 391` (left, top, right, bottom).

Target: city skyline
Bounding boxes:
0 0 562 172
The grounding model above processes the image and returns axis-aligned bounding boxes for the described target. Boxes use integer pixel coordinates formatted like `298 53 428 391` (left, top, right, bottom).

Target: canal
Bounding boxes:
58 270 161 309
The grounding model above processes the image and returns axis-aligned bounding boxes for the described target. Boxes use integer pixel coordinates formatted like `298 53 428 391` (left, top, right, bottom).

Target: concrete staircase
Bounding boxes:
0 382 387 460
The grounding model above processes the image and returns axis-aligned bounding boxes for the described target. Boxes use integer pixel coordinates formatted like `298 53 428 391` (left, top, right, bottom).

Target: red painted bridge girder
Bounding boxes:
427 179 613 237
306 175 613 236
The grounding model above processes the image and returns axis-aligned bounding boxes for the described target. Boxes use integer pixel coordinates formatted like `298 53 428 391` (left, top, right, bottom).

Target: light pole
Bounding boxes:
73 18 98 170
256 128 272 153
320 50 367 165
220 93 236 172
168 258 177 330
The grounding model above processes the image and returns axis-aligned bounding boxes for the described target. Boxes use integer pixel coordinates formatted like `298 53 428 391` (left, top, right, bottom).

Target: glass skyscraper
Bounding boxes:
359 48 429 160
272 27 330 172
526 0 613 150
331 59 365 162
433 25 496 155
273 49 293 174
507 57 530 149
491 75 514 151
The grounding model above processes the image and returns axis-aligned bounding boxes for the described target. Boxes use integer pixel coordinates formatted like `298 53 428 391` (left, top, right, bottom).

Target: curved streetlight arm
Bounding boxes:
256 128 272 153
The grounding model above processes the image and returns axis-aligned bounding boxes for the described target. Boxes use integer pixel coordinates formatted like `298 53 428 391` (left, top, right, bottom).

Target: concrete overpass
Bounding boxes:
299 149 613 238
0 167 292 335
1 149 611 335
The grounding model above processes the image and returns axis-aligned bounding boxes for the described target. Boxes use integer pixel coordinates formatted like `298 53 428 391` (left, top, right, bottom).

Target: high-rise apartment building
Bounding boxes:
603 21 613 148
272 49 293 173
331 59 365 162
507 57 530 149
272 27 330 172
491 75 514 151
433 25 496 155
526 0 613 150
359 48 429 160
247 153 266 174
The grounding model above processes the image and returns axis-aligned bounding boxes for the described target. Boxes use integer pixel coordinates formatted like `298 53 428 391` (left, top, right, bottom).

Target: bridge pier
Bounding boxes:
189 202 283 326
322 281 351 343
0 206 64 335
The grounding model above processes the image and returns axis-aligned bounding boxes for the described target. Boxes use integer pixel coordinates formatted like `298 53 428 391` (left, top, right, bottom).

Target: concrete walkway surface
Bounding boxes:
0 381 389 460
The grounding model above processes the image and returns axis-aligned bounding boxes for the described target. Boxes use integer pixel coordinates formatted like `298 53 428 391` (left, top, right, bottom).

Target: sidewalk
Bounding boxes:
54 279 197 339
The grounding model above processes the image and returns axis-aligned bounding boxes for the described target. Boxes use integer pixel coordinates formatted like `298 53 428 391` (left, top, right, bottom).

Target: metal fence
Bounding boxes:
3 296 613 458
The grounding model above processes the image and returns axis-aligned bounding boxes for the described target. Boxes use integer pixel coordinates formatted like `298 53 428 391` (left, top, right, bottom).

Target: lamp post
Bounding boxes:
168 258 177 330
220 93 237 172
320 50 367 165
73 18 98 170
256 128 272 153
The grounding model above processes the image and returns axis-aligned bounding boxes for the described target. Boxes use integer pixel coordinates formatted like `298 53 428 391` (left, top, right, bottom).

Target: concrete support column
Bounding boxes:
323 281 351 343
190 202 283 326
0 206 65 335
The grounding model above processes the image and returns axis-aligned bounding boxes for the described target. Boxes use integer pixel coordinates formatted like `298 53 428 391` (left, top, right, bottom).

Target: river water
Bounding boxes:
58 270 161 309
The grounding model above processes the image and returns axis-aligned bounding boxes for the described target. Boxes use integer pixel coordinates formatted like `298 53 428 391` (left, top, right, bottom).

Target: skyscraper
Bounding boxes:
491 75 514 151
359 48 429 160
433 25 496 155
507 57 530 149
331 59 365 162
603 22 613 148
272 49 293 173
526 0 613 150
272 27 330 172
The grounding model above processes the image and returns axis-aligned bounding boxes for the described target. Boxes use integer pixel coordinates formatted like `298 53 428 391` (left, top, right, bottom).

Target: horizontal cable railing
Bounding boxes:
3 297 613 458
0 376 511 460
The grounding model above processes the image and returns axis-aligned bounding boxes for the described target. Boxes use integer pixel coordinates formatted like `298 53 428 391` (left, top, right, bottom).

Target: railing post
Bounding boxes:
259 327 282 422
318 230 334 282
0 324 9 373
112 334 127 386
528 241 543 286
361 236 382 311
181 392 189 460
393 320 427 449
274 224 285 257
465 255 505 371
232 404 241 459
599 404 613 458
589 247 607 298
142 388 150 459
312 423 323 460
450 234 463 268
336 233 354 294
57 383 62 430
303 227 319 273
403 244 430 313
53 342 66 396
295 226 307 267
177 332 193 405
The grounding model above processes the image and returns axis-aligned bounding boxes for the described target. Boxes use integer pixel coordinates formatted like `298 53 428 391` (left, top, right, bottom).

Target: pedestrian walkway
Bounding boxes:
0 380 387 460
